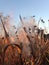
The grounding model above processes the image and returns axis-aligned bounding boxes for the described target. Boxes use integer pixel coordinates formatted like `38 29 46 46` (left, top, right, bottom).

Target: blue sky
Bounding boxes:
0 0 49 28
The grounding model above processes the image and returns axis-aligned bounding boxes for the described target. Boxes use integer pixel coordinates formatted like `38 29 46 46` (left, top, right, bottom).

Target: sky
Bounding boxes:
0 0 49 30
